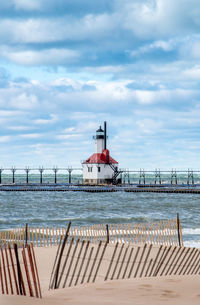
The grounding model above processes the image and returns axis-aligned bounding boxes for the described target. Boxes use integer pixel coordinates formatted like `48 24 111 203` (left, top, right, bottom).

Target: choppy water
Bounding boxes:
0 191 199 247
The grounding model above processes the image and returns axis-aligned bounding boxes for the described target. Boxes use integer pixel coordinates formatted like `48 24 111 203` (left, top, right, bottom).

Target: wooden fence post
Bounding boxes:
177 213 181 246
25 223 28 247
14 244 23 295
54 222 71 289
106 224 109 243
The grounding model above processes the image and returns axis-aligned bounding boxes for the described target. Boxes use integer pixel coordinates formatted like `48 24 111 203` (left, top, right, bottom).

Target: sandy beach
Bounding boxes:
0 246 199 305
1 274 199 305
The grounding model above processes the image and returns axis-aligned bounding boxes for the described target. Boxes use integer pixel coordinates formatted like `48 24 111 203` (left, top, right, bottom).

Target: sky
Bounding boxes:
1 0 200 169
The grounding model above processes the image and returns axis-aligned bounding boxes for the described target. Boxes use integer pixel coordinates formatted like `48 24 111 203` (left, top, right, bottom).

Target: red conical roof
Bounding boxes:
83 149 118 164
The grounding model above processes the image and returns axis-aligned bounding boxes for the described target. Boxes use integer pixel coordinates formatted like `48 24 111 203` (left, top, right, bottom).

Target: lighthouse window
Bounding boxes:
98 167 101 172
88 167 92 172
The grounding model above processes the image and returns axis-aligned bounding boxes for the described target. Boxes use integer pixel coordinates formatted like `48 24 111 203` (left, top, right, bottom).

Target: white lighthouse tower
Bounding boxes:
82 122 120 185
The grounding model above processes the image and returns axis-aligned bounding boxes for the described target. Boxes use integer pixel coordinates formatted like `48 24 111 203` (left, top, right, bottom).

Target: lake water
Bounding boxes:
0 191 199 248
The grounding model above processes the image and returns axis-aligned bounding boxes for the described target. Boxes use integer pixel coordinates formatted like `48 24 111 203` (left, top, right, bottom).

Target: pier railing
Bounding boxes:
0 167 200 185
0 218 183 248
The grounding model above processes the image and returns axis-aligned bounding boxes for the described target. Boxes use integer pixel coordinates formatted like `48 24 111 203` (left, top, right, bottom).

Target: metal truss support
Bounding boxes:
154 169 161 184
171 169 177 185
39 167 44 184
139 169 145 185
67 168 73 184
187 169 194 185
123 170 130 184
53 167 58 184
25 167 30 184
0 168 3 184
11 167 16 184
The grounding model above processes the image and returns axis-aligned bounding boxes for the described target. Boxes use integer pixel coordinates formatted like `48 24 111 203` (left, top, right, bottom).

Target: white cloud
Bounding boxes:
0 110 23 117
134 90 156 105
62 121 99 135
0 136 11 142
183 66 200 79
0 14 114 44
11 93 38 109
1 48 79 66
130 39 175 57
120 0 200 39
7 125 33 131
19 133 43 139
13 0 41 10
57 134 82 140
136 119 163 134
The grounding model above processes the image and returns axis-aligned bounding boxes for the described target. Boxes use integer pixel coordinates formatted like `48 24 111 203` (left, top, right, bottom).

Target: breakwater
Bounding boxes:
1 184 200 194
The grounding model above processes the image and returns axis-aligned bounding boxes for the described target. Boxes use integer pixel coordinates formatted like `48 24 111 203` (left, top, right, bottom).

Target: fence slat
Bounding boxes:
4 247 13 294
27 244 39 298
22 247 34 297
8 244 19 295
14 243 26 295
0 258 4 294
1 248 8 294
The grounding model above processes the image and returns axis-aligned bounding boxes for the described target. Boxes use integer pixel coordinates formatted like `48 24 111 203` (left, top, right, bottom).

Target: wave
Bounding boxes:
182 228 200 235
183 240 200 248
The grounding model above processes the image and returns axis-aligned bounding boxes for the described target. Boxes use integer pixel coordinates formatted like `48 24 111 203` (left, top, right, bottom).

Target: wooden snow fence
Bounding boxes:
49 238 200 290
0 243 42 298
0 217 183 248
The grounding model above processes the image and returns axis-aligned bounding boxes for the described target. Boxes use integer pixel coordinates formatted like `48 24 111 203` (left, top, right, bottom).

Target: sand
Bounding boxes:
0 246 199 305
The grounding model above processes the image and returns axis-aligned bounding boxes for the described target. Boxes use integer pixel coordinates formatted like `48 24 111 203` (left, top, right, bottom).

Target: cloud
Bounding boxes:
0 14 114 44
19 133 43 139
1 1 200 168
33 114 58 124
10 93 38 109
1 48 80 66
130 39 175 57
120 0 200 39
0 136 11 142
183 66 200 80
57 134 82 140
13 0 41 11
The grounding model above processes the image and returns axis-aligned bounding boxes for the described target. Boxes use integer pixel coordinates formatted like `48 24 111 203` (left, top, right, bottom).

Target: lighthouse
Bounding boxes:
82 122 120 185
